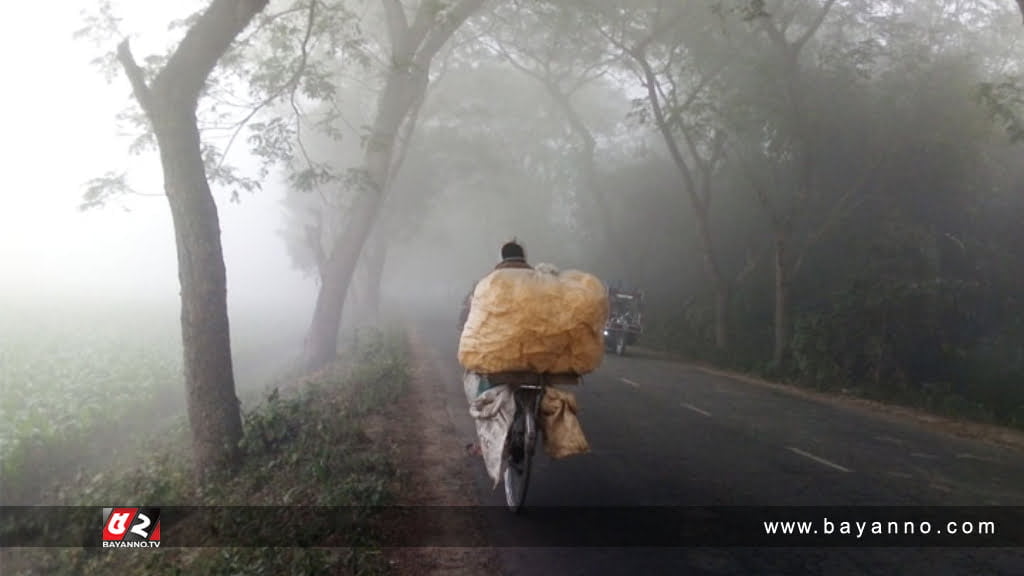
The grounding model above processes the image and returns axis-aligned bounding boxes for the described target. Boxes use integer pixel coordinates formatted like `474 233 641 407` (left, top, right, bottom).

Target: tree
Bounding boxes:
476 1 623 276
303 0 486 371
746 0 837 366
278 38 446 330
112 0 272 479
377 53 601 291
78 0 340 478
349 39 456 328
589 0 736 351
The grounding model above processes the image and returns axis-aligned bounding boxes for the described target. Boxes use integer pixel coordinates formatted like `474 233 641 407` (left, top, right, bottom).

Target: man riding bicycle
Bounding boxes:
458 239 532 334
458 240 532 459
457 238 601 510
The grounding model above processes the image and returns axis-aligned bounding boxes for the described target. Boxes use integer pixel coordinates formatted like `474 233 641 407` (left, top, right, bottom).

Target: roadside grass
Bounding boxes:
1 326 410 576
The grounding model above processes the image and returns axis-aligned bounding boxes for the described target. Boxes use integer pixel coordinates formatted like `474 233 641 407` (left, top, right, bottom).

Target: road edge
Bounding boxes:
630 346 1024 453
382 325 501 576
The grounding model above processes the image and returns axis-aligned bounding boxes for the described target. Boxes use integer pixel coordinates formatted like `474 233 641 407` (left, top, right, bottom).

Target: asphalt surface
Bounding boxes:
419 315 1024 575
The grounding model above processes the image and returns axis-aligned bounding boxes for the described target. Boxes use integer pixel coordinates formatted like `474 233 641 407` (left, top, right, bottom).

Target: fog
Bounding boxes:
1 2 316 316
2 0 1024 524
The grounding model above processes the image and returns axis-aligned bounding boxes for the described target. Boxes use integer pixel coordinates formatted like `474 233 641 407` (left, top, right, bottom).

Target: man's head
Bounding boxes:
500 239 526 262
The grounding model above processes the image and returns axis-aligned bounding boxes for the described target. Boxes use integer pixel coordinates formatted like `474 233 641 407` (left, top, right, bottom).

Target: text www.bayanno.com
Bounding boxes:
763 518 997 539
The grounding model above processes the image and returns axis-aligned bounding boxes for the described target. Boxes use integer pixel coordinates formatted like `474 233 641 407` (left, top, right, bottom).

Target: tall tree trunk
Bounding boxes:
695 205 729 351
361 231 389 324
303 0 485 371
115 0 270 480
305 189 385 369
548 87 620 274
578 129 621 277
157 115 244 477
630 46 730 351
758 0 836 370
715 286 729 353
304 65 425 370
773 234 790 366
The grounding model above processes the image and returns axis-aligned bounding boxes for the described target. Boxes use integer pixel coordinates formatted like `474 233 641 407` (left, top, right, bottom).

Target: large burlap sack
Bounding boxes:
458 265 609 374
540 387 590 459
463 372 515 488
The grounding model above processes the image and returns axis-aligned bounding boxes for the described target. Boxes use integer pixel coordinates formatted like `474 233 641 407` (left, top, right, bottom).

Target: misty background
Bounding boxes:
0 2 315 313
2 0 1024 509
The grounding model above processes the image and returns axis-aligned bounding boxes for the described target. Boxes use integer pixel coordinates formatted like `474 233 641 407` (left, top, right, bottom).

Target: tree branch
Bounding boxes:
488 37 546 81
633 47 701 217
565 54 617 95
429 38 457 85
685 63 727 109
386 87 426 188
403 0 443 61
734 239 773 285
412 0 486 72
152 0 271 107
678 119 704 168
218 101 271 171
635 18 681 56
594 1 684 60
792 0 837 52
704 129 727 209
235 4 309 47
382 0 410 55
116 41 154 114
546 79 597 152
731 140 782 230
791 152 885 276
485 23 600 162
778 4 799 34
287 0 319 171
218 0 317 172
305 212 327 276
759 14 790 54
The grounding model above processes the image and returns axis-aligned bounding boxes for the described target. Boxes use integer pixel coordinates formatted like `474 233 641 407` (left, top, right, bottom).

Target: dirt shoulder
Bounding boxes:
632 346 1024 452
380 328 500 576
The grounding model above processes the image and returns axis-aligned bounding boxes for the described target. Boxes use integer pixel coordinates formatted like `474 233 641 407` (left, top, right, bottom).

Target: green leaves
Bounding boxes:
72 1 125 83
80 172 139 211
245 116 296 166
288 164 341 192
75 0 369 209
201 143 263 202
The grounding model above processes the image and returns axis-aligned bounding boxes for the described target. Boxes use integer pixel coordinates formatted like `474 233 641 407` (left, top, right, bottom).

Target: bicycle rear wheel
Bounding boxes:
503 390 539 512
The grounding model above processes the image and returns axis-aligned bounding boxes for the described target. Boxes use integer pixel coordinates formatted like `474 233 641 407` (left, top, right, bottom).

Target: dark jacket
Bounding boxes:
458 257 533 332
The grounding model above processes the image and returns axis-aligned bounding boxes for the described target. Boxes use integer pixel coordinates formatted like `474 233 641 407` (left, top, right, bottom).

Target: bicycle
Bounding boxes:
489 372 581 513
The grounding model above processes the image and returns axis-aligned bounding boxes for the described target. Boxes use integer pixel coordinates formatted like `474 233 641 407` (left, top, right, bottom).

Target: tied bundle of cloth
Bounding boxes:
458 263 608 486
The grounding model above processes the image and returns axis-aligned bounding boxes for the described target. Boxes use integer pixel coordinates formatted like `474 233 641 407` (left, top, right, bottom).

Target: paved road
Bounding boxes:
420 315 1024 575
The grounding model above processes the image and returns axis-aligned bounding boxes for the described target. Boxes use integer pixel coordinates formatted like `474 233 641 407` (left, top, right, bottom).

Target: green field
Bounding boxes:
0 297 309 479
0 324 408 575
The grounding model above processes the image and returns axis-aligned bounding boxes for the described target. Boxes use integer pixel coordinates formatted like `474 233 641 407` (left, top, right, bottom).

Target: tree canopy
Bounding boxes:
80 0 1024 462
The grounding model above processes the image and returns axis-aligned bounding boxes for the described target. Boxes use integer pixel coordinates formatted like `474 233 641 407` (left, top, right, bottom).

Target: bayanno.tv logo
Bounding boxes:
101 507 161 548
